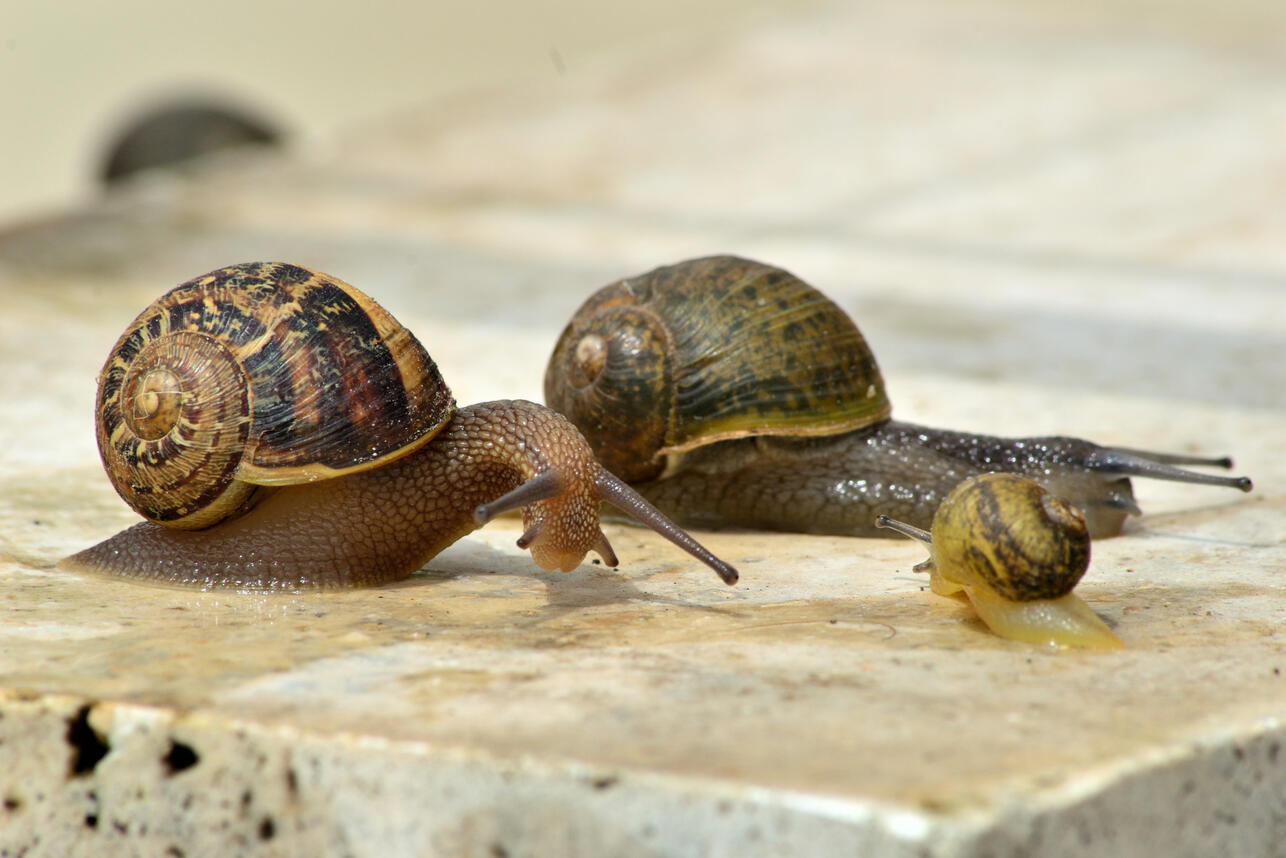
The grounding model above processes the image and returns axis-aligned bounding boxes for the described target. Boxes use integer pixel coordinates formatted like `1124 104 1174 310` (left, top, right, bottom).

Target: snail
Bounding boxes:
61 262 738 589
876 473 1121 648
544 255 1252 539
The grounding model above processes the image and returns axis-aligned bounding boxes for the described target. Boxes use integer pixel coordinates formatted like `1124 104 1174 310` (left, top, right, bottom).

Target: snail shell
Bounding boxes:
929 473 1090 601
96 262 453 529
545 255 889 482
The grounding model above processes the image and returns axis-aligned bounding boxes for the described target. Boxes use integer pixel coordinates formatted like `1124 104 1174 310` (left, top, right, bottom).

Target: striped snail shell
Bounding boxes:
96 262 454 529
928 473 1091 601
544 255 891 482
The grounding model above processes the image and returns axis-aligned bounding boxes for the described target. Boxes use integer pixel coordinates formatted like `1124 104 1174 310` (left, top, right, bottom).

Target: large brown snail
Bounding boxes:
62 262 738 589
545 255 1252 540
876 473 1121 649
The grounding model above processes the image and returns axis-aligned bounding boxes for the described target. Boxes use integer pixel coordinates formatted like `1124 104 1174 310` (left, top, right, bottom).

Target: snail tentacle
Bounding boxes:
1086 447 1253 491
874 515 931 545
474 471 565 524
592 467 739 585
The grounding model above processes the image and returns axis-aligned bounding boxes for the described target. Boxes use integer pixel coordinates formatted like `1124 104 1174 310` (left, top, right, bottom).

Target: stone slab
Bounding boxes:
1 1 1284 855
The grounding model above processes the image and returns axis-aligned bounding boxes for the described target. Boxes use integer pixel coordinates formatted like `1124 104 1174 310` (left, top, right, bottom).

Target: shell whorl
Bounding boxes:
931 474 1091 601
544 255 892 481
543 291 675 482
97 262 454 529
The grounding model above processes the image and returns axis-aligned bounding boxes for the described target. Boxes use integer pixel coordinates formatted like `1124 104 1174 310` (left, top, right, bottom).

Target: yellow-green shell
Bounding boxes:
544 255 891 481
97 262 455 528
930 474 1091 601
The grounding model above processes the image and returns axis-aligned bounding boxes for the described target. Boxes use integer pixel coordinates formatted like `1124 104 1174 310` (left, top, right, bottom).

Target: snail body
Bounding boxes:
877 473 1121 648
64 263 738 589
545 255 1252 539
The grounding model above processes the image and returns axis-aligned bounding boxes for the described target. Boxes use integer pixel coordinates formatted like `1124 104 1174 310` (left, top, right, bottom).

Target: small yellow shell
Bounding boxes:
930 473 1090 601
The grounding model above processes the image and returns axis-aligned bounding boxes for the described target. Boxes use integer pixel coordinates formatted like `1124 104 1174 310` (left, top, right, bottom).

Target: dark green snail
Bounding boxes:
544 255 1252 540
877 473 1120 649
62 262 738 589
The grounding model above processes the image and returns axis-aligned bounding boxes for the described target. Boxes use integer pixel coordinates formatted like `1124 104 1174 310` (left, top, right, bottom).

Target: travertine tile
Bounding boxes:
1 1 1283 855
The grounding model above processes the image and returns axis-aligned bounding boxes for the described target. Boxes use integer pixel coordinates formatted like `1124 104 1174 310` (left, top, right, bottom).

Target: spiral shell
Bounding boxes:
96 262 454 529
931 474 1090 601
544 255 891 481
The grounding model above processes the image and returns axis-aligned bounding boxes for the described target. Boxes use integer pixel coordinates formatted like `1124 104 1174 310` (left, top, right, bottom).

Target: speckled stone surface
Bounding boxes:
1 1 1284 856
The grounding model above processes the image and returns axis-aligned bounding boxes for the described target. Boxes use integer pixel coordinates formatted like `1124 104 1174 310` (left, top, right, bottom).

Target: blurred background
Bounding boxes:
1 0 816 226
3 0 1280 416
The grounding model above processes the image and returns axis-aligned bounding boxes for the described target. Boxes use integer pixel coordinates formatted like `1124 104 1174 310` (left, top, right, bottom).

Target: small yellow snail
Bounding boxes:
876 473 1121 649
545 255 1251 539
61 262 738 589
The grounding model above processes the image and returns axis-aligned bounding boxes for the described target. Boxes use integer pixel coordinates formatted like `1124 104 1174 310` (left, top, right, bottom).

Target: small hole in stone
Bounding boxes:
84 813 99 829
67 705 110 776
258 817 276 841
163 740 199 775
3 794 21 811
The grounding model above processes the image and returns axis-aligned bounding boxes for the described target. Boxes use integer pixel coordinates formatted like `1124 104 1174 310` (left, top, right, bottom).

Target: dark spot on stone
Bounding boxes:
1233 746 1246 761
1269 742 1280 763
491 844 510 858
2 795 19 811
165 847 186 858
258 817 276 841
286 768 299 796
112 819 128 834
67 705 109 776
84 813 99 829
241 789 254 811
592 775 618 790
163 740 199 775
